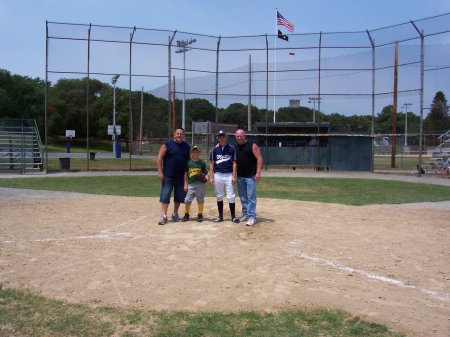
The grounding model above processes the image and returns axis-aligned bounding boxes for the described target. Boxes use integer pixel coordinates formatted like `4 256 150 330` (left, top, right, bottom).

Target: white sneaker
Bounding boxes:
158 215 168 225
246 218 256 226
239 215 248 222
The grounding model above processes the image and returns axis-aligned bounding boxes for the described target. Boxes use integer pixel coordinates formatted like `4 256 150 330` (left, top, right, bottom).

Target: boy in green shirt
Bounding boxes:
182 146 208 222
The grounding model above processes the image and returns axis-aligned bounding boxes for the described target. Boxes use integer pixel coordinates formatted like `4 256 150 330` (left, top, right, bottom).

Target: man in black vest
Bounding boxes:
235 129 263 226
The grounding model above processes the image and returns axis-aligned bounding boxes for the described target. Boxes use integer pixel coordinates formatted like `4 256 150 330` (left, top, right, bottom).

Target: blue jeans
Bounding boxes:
159 176 186 204
237 176 257 219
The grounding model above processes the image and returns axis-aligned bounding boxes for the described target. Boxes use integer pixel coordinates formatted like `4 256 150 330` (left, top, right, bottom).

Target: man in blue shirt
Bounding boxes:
157 128 190 225
209 130 239 223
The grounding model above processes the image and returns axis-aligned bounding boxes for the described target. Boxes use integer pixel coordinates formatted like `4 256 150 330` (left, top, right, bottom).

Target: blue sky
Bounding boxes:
1 1 450 116
2 0 449 78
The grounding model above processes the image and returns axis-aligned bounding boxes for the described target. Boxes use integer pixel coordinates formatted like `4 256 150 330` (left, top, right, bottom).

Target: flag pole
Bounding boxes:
273 8 278 123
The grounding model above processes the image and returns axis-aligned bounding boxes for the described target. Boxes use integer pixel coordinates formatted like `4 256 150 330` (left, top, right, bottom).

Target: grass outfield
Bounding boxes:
0 286 405 337
0 175 449 205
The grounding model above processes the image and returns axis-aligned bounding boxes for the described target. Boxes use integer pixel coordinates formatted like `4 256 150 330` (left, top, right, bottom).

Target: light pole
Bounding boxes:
175 38 196 129
112 74 120 154
308 97 321 123
402 103 412 147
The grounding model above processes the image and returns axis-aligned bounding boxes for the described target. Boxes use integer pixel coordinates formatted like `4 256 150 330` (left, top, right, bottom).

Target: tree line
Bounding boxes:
0 68 448 145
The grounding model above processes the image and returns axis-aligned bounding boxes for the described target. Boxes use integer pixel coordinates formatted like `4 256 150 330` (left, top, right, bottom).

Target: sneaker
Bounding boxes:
239 215 248 222
232 217 240 224
213 216 223 222
158 215 168 225
172 213 180 222
246 218 256 226
197 214 203 222
181 214 189 222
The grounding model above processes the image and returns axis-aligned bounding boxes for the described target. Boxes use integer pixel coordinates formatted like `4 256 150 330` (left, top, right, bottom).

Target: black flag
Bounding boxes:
277 29 288 41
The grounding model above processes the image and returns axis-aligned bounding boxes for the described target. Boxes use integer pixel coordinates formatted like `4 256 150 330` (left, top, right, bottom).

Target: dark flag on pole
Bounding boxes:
277 29 288 41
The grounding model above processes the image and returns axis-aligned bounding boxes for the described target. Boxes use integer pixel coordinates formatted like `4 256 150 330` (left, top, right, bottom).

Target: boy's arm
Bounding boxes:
209 160 214 184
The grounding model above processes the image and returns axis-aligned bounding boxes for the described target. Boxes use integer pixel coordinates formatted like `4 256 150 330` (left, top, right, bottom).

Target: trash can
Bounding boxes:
59 157 70 170
115 140 122 158
89 152 96 160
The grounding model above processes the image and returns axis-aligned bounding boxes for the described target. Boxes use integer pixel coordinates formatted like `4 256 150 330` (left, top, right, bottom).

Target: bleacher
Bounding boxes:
434 130 450 156
419 130 450 175
0 119 44 174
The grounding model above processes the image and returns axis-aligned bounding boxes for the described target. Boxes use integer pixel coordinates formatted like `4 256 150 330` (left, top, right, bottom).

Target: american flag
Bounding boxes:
277 10 294 32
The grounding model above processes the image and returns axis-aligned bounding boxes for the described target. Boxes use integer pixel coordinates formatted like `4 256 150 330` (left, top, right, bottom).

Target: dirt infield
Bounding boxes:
0 187 449 337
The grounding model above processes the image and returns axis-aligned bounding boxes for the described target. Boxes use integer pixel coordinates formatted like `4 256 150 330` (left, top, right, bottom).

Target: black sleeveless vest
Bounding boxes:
236 141 257 177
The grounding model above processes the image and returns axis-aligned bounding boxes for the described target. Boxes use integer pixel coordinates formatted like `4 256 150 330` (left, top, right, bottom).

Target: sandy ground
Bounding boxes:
0 184 449 337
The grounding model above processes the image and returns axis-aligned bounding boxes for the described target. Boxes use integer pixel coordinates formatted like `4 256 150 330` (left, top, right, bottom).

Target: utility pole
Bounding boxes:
308 97 321 123
175 38 196 129
391 41 398 168
140 86 144 155
402 103 412 147
111 74 120 154
248 54 252 131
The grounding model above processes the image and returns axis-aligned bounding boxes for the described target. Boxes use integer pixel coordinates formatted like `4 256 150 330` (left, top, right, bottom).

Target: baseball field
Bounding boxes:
0 171 449 337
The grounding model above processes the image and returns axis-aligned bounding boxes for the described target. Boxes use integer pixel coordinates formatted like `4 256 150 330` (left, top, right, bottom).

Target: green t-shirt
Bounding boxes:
185 159 208 183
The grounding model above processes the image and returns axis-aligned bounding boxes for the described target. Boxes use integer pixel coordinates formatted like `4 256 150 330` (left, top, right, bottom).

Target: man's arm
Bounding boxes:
156 144 167 181
183 171 189 192
252 143 263 182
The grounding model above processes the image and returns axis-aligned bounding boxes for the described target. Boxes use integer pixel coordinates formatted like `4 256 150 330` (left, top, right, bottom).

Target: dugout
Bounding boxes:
252 122 372 171
254 122 330 147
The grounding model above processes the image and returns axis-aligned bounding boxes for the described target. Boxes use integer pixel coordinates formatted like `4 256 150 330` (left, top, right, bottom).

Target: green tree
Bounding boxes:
0 69 46 130
0 69 16 116
424 91 449 134
182 98 216 132
375 105 393 134
49 77 109 138
276 107 314 123
141 92 170 138
221 103 260 129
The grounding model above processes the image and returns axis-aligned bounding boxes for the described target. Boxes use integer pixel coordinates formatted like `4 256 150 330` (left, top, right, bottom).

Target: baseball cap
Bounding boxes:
191 145 201 152
216 130 226 136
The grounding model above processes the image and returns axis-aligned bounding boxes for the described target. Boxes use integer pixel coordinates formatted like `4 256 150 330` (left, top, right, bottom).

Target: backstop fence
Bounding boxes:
44 13 450 171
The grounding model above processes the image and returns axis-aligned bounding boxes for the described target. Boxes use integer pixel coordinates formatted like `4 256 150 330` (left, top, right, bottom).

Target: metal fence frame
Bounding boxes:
45 13 450 172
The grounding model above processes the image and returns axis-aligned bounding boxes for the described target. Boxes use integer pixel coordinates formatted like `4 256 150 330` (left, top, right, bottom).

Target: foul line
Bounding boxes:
292 250 450 303
0 230 159 245
1 215 151 245
113 215 148 230
35 230 133 242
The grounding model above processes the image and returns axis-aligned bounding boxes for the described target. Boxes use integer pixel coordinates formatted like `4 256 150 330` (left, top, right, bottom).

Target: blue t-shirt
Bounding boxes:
209 144 236 174
163 140 190 179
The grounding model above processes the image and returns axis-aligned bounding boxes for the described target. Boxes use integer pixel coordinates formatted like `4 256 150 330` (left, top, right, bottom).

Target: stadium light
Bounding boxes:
112 74 120 154
308 97 321 123
401 103 412 147
175 38 196 129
